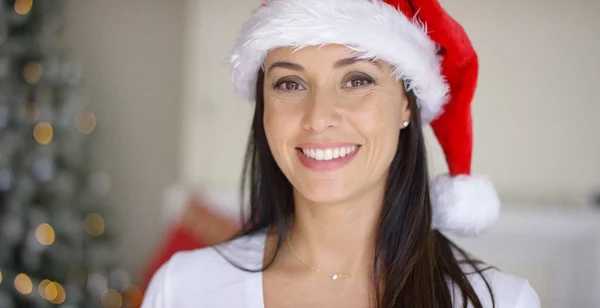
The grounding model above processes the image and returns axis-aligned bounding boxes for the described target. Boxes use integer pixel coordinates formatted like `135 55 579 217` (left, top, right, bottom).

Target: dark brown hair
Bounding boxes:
222 68 495 307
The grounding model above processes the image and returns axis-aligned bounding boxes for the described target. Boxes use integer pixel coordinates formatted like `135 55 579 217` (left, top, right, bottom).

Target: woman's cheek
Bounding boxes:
264 100 298 141
346 92 394 131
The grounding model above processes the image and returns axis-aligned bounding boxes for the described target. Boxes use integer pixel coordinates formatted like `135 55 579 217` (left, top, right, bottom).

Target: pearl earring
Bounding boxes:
402 121 409 128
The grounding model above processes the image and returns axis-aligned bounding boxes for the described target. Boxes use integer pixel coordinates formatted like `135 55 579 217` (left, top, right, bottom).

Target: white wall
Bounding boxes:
450 207 600 307
63 0 184 275
435 0 600 207
179 0 256 193
179 0 600 208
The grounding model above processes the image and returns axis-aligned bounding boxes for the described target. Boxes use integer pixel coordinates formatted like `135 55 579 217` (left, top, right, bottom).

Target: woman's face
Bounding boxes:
263 44 411 205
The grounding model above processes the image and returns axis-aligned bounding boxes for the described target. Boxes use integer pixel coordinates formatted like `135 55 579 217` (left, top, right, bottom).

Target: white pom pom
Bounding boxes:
430 174 501 237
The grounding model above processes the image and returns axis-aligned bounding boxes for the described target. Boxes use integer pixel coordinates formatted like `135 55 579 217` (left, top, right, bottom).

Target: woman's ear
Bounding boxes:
400 87 412 129
404 101 412 119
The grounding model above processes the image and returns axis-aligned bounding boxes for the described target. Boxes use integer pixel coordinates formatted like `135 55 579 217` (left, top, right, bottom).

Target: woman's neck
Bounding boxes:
287 183 385 275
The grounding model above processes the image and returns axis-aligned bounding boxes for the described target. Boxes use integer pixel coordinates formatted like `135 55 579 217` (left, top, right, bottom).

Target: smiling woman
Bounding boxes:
141 0 540 307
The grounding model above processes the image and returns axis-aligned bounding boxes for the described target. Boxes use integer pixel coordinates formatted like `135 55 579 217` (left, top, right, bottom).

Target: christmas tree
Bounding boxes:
0 0 140 307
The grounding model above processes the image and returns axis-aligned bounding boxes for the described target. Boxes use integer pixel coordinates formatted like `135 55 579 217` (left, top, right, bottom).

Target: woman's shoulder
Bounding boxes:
170 229 267 274
459 265 541 308
141 230 267 308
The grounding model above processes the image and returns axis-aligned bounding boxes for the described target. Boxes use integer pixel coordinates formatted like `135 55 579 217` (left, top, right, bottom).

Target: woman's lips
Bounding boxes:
295 144 361 172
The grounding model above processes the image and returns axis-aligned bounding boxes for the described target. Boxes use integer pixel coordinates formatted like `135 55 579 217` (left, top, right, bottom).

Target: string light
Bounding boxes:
39 279 52 300
23 61 42 84
39 280 66 304
49 282 66 304
35 223 56 246
84 213 105 236
14 0 33 15
34 122 53 145
102 289 123 308
75 110 96 134
121 284 143 307
14 273 33 295
45 282 58 301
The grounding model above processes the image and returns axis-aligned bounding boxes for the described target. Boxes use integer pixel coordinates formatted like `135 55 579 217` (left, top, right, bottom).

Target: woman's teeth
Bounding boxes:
301 146 359 161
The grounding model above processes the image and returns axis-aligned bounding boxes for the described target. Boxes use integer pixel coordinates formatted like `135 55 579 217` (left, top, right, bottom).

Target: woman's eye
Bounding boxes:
275 81 304 91
344 76 374 88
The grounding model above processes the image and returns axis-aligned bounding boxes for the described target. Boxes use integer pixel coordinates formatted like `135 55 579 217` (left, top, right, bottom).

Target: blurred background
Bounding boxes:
0 0 599 307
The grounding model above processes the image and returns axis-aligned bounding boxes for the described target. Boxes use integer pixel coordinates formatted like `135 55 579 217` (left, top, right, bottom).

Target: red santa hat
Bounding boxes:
228 0 500 236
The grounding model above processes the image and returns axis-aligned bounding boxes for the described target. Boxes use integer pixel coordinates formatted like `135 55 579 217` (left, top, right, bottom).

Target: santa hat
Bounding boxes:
228 0 500 236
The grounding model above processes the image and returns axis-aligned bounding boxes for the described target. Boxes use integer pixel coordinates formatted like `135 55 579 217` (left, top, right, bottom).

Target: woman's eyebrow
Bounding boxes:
334 57 383 71
267 61 304 74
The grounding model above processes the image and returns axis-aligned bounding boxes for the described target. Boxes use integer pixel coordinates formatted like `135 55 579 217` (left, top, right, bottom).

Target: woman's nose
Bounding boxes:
301 90 341 133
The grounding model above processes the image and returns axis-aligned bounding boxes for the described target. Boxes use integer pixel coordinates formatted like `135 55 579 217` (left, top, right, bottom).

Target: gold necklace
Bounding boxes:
285 235 370 280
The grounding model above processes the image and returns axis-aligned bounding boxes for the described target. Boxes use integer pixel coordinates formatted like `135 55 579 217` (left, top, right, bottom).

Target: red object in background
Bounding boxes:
139 224 204 292
140 195 240 292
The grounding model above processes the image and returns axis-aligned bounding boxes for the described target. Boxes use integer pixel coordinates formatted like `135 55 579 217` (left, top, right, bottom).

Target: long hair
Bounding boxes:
222 68 495 307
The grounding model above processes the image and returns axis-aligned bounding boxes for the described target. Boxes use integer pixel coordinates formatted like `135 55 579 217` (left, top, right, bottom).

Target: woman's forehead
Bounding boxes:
264 45 391 71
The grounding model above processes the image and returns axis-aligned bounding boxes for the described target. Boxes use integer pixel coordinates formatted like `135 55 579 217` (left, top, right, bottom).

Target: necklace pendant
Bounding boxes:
332 274 338 280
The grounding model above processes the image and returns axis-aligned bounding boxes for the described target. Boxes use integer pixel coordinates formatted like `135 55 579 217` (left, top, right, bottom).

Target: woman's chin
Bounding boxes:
296 184 353 205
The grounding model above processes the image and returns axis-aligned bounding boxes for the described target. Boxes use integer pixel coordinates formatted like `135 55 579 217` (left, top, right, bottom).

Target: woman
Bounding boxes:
142 0 540 307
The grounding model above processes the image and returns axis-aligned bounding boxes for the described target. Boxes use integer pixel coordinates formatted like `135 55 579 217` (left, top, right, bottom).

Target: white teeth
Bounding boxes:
300 145 359 161
315 149 324 160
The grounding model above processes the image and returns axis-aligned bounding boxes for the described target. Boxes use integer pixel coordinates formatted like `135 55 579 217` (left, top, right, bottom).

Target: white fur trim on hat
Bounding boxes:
228 0 449 123
430 174 501 237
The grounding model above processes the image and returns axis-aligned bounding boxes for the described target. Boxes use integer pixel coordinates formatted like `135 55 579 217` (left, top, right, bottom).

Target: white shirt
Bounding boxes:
142 230 540 308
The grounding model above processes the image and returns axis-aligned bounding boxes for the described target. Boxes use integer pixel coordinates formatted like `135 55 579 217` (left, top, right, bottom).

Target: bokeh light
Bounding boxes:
45 282 58 301
0 270 3 284
14 273 33 294
35 223 56 246
121 284 143 308
101 289 123 308
84 213 105 236
14 0 33 15
34 122 53 145
23 61 42 84
39 279 52 299
76 110 96 134
49 282 66 304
